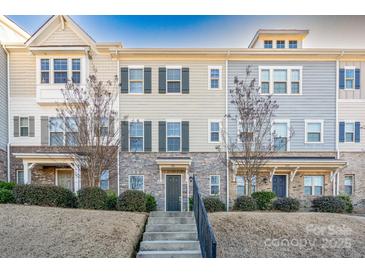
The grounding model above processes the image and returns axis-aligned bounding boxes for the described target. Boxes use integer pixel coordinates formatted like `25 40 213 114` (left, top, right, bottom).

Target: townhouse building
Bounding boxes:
0 16 30 181
1 16 365 211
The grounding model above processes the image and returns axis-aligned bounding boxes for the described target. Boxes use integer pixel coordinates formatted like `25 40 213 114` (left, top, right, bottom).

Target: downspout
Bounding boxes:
2 44 11 182
225 51 230 211
116 49 120 196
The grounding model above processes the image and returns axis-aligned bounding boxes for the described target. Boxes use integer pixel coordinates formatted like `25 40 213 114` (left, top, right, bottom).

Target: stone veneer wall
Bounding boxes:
10 146 118 192
119 152 227 211
339 152 365 212
0 149 7 181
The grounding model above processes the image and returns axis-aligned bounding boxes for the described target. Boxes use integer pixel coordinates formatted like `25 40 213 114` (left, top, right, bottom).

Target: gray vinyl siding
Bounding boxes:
0 46 8 150
228 61 336 151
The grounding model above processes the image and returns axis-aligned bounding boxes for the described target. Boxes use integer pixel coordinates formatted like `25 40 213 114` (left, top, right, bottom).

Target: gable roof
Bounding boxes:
0 15 30 43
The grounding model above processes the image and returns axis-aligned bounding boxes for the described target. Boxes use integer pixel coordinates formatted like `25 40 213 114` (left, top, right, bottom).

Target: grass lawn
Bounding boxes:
0 204 147 258
209 212 365 258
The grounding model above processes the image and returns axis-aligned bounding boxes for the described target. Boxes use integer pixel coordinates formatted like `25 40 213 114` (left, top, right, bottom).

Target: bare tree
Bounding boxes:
218 66 293 195
55 67 119 188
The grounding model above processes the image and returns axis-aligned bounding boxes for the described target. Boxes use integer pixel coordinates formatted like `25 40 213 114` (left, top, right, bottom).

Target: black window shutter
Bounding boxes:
121 121 129 151
144 67 152 94
182 67 189 94
159 67 166 94
120 67 129 93
182 121 189 152
159 121 166 152
144 121 152 152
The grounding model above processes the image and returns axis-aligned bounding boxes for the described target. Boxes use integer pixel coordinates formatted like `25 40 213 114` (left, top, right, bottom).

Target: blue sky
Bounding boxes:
8 15 365 48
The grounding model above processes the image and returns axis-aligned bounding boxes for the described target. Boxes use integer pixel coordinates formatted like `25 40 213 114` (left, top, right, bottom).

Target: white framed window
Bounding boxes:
16 170 24 185
166 67 181 93
289 40 298 48
129 121 144 152
100 117 109 137
236 176 245 197
304 176 324 196
129 175 144 191
208 120 221 143
100 170 109 190
50 117 79 146
167 121 181 152
65 117 78 146
305 120 323 143
53 58 68 84
71 59 81 84
264 40 273 48
208 66 222 90
40 59 50 84
210 175 220 195
272 120 290 151
276 40 285 49
345 122 355 143
129 67 144 94
259 66 302 95
344 175 354 195
237 119 254 143
344 67 355 90
19 117 29 137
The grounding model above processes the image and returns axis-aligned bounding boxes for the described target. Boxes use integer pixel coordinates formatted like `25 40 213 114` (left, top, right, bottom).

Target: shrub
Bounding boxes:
233 196 257 211
13 184 77 208
251 191 276 210
272 197 300 212
77 187 108 210
0 189 15 203
337 195 353 213
145 193 157 212
106 190 118 210
312 196 346 213
117 190 146 212
203 197 226 212
0 182 16 190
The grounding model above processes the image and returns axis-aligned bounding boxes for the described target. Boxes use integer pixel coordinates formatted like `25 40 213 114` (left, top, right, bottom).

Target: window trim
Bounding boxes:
208 66 223 90
276 40 285 49
166 66 182 94
40 58 50 84
272 119 291 151
166 120 182 152
16 170 24 185
53 58 68 84
236 175 245 197
305 119 324 144
343 174 354 196
344 121 355 143
344 66 356 91
49 117 79 146
289 40 298 49
304 175 324 196
263 40 273 49
19 116 29 137
99 170 110 190
128 119 145 152
236 119 255 143
209 175 220 196
128 175 145 192
128 65 144 95
208 119 222 144
258 66 303 95
71 58 81 84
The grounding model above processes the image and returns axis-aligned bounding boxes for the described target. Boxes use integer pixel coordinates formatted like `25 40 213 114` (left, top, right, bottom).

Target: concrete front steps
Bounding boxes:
137 211 202 258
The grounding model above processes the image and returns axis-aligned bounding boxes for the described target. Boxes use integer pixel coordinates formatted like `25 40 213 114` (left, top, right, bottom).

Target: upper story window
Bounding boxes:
272 121 289 151
129 175 144 191
50 117 78 146
276 40 285 48
209 120 221 143
345 122 355 142
344 175 353 195
210 175 220 195
129 121 144 152
167 122 181 152
305 120 323 143
304 175 324 196
264 40 273 48
53 59 68 84
129 68 144 94
345 68 355 90
65 117 78 146
100 170 109 190
72 59 81 84
208 66 222 90
19 117 29 137
237 120 254 143
167 68 181 93
259 66 302 95
289 40 298 48
40 59 50 84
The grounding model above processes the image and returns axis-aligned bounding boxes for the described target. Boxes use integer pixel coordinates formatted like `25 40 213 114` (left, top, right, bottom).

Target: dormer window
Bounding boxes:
289 40 298 48
276 40 285 49
54 59 68 84
264 40 273 49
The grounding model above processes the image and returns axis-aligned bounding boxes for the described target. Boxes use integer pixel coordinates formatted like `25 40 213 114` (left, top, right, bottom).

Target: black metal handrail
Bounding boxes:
192 175 217 258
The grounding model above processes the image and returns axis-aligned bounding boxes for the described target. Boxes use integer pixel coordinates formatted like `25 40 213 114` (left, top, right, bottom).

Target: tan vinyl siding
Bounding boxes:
119 60 226 152
339 101 365 151
339 61 365 99
41 24 85 46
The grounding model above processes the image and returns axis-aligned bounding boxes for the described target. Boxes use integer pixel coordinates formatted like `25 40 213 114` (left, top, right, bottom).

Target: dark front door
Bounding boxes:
272 175 287 198
166 175 181 211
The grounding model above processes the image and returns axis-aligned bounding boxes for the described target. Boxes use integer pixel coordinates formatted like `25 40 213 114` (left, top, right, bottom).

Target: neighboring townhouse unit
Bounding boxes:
0 16 30 181
115 50 227 210
338 61 365 209
5 15 121 191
